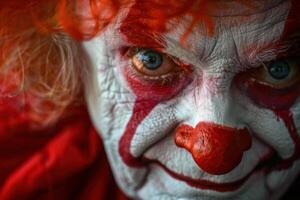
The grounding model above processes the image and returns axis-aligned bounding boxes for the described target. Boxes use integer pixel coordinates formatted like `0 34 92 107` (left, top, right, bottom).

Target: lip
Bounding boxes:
152 160 253 192
142 151 276 193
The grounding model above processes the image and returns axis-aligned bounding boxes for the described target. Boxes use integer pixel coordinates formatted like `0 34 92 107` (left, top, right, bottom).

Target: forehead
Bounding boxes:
114 0 292 71
166 2 290 67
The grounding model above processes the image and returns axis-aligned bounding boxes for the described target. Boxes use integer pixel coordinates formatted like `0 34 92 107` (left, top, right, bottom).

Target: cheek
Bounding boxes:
236 79 300 162
237 80 300 164
274 109 300 166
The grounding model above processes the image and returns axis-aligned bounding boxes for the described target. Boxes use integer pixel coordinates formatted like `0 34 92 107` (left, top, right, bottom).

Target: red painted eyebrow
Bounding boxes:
120 28 165 49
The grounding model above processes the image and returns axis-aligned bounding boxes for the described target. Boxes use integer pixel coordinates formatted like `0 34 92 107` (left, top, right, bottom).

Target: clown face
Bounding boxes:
82 0 300 199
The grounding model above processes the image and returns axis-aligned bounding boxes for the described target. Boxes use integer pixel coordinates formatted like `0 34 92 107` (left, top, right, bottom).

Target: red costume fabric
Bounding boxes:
0 90 297 200
0 95 128 200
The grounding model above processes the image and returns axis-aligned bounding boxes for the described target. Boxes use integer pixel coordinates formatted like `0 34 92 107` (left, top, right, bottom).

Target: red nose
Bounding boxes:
175 122 252 175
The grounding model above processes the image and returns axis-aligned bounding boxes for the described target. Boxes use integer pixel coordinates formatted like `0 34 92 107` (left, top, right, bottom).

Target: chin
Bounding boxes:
109 149 300 200
132 163 299 200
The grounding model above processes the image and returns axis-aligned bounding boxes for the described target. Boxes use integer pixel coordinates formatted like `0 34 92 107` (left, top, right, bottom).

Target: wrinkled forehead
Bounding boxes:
191 0 285 16
162 2 290 68
104 0 299 70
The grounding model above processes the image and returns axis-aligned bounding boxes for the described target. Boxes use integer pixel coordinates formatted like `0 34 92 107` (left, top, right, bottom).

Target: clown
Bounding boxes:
0 0 299 200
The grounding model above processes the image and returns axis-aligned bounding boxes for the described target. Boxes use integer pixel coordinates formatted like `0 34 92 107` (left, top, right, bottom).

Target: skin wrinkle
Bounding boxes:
82 1 300 199
245 27 292 66
162 16 289 75
241 98 295 159
130 104 178 157
230 30 244 69
206 0 285 17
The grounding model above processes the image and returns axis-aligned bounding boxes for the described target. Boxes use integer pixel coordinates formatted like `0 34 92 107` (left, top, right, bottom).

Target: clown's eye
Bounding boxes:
235 57 300 110
250 58 300 89
124 47 192 101
267 60 290 80
134 50 163 70
127 48 182 77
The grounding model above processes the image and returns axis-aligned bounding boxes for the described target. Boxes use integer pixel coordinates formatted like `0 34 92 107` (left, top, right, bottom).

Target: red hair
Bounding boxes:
0 0 253 126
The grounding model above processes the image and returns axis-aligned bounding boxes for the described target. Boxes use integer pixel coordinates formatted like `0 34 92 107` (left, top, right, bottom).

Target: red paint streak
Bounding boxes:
125 68 192 101
119 70 191 166
118 0 300 187
237 77 300 110
235 73 300 169
237 0 300 170
273 110 300 169
175 122 252 175
152 160 250 192
270 0 300 169
119 0 217 47
119 44 192 167
140 149 275 192
145 157 270 193
119 100 159 167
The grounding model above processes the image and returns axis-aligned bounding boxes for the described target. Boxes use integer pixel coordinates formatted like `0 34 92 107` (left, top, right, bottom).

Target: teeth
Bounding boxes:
266 169 289 191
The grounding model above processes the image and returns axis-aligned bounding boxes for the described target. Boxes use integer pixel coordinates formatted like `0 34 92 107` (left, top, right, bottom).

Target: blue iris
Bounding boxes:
267 60 290 80
137 50 163 70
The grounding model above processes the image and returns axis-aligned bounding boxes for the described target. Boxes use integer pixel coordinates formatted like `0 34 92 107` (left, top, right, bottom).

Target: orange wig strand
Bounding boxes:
0 0 254 125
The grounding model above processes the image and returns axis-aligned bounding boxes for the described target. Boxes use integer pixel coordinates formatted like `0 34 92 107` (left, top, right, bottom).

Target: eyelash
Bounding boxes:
125 48 189 82
125 62 187 88
121 47 193 101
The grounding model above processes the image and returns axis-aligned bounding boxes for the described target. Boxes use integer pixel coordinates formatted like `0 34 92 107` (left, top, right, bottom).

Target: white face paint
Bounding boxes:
82 1 300 199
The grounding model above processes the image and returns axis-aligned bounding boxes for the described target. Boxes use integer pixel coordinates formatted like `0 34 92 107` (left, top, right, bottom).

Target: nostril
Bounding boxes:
175 122 252 175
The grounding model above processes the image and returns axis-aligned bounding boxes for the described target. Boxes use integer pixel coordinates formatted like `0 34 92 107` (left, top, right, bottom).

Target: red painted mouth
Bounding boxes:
151 160 252 192
143 151 276 192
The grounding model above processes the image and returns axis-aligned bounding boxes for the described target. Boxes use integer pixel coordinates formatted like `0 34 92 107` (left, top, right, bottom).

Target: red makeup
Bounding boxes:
175 122 252 175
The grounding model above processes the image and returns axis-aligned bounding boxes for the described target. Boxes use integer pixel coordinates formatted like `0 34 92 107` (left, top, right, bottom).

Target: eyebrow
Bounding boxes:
119 22 164 46
246 29 300 65
273 5 300 58
275 31 300 58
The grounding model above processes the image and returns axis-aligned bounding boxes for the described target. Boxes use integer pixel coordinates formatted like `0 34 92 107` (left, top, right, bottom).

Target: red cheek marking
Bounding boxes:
119 100 159 167
119 62 192 167
235 75 300 168
271 0 300 168
175 122 252 175
119 72 191 166
273 110 300 169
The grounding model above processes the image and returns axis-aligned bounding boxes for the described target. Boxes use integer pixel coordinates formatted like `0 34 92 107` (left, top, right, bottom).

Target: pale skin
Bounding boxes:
82 0 300 199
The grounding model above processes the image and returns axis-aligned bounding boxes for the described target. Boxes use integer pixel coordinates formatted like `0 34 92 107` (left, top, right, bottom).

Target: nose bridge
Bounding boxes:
189 69 239 127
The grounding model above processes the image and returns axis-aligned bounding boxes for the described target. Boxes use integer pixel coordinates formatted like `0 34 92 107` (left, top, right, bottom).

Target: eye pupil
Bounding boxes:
268 60 290 80
137 50 163 70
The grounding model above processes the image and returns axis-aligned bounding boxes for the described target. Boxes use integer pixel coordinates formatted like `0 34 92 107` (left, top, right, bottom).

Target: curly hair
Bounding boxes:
0 0 254 126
